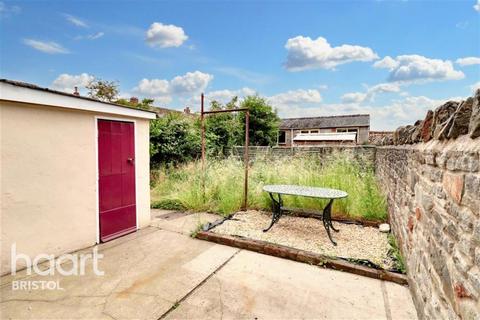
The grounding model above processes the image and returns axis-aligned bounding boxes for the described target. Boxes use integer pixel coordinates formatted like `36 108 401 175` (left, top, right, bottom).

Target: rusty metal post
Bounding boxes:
200 93 206 201
242 110 250 211
200 93 249 211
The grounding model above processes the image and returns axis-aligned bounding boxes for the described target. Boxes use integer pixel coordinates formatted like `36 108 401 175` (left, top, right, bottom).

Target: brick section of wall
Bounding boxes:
375 135 480 319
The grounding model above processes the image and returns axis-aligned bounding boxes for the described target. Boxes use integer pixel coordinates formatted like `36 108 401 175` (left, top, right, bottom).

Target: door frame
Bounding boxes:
94 116 139 244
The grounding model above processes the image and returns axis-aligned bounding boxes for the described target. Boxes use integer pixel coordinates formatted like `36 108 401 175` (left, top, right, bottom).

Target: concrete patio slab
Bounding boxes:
150 209 220 236
1 228 238 319
1 211 417 320
165 250 417 320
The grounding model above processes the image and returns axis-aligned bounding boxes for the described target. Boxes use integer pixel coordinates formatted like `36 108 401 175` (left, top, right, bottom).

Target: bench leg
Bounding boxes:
322 199 338 246
263 193 283 232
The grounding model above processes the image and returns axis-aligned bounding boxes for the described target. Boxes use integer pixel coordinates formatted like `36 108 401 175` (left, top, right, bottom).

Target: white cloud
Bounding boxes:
456 56 480 66
146 22 188 48
205 88 256 104
373 56 399 70
64 14 88 28
274 93 460 130
342 83 401 103
374 55 464 83
0 1 21 17
284 36 378 71
474 0 480 12
134 71 213 105
75 32 105 40
135 79 170 96
23 39 69 54
87 32 104 40
341 92 368 103
455 21 469 29
170 71 213 95
51 73 94 93
269 89 323 107
471 81 480 92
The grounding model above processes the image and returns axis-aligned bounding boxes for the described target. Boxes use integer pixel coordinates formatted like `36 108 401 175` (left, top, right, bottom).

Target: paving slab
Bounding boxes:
1 228 238 319
150 209 220 235
166 250 417 320
1 211 418 320
383 280 419 320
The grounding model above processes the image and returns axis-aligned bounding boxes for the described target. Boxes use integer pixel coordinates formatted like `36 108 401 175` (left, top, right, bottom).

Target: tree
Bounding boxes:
237 95 280 146
205 97 241 155
86 78 119 102
150 113 201 166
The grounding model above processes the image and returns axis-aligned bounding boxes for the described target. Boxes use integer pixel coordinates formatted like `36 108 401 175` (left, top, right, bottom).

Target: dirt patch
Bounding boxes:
211 210 394 269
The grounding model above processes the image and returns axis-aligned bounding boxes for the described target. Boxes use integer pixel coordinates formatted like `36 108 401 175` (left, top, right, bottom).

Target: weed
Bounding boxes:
151 199 185 211
190 216 205 238
388 234 406 274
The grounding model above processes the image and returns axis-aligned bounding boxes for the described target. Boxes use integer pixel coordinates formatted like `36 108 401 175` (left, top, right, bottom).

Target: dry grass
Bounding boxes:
151 154 387 222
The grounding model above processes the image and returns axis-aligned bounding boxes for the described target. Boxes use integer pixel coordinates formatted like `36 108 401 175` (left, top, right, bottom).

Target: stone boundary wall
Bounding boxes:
375 90 480 319
369 130 393 145
376 137 479 319
225 90 480 318
227 145 376 165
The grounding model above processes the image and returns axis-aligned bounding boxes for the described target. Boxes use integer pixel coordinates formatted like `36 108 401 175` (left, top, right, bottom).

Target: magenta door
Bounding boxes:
98 119 136 242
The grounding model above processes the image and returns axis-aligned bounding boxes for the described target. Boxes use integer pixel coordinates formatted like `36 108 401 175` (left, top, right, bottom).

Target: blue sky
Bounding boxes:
1 0 479 129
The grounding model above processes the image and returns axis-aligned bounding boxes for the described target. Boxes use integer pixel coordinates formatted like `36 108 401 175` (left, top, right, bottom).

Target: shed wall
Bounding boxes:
1 101 151 275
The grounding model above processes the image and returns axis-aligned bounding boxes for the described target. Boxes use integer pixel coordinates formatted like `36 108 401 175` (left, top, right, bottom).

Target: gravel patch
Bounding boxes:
212 210 394 269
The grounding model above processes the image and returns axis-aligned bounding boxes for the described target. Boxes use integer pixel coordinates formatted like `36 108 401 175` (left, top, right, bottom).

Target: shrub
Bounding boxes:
237 96 280 146
150 113 201 166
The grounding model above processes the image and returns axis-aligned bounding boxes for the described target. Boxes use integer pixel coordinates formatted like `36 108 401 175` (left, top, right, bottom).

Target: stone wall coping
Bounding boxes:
377 135 480 153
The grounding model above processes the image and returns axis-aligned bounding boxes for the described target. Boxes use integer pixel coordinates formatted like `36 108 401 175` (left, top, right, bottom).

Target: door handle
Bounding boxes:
127 158 135 164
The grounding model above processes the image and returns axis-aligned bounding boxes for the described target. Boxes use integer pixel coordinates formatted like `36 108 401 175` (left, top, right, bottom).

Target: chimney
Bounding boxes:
130 97 139 105
183 106 191 114
73 86 80 96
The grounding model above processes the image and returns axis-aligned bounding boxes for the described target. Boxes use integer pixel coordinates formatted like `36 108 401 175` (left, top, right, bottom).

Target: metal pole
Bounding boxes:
200 93 206 202
242 110 250 211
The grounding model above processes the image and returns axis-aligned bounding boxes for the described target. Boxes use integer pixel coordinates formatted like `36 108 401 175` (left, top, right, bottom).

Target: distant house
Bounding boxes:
277 114 370 146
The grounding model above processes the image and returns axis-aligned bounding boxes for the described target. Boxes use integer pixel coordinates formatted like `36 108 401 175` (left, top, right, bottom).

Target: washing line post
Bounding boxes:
200 93 206 202
200 94 250 211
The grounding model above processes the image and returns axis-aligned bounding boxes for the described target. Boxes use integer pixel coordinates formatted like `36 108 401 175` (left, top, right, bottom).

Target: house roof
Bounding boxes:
293 132 357 141
280 114 370 129
0 79 157 120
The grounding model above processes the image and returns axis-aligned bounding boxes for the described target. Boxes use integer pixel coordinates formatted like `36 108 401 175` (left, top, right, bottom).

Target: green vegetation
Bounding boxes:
151 199 186 211
116 97 155 110
79 76 280 166
205 97 242 156
148 95 280 166
150 113 201 165
238 95 280 146
388 234 406 273
86 78 119 102
151 154 387 222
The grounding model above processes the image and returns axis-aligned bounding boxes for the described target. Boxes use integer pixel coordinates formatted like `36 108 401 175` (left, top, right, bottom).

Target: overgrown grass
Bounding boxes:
151 154 387 222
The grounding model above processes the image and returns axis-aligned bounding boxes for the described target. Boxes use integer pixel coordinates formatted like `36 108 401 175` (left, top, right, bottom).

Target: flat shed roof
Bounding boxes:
0 79 157 120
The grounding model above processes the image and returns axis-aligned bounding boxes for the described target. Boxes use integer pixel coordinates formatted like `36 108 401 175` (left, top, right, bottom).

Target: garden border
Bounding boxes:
196 214 407 286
